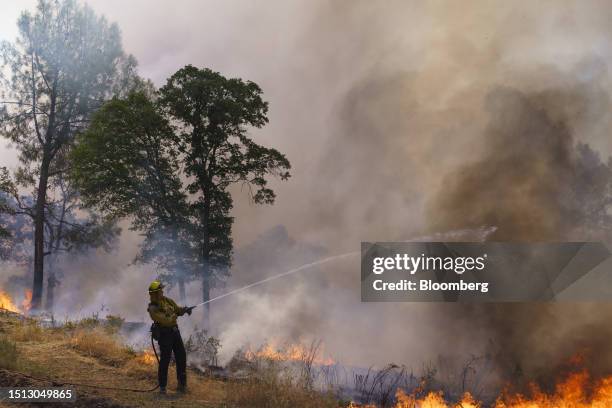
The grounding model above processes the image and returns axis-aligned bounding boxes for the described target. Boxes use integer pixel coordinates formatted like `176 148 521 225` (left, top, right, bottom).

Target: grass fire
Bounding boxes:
384 370 612 407
0 289 32 315
3 308 612 407
0 290 19 314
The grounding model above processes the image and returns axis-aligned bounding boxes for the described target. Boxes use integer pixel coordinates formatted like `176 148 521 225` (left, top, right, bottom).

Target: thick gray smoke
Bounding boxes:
429 83 612 242
3 0 612 390
426 80 612 382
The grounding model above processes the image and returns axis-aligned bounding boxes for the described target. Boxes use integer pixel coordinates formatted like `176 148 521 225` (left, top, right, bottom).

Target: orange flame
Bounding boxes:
0 289 20 313
493 371 612 407
21 290 32 315
385 373 612 407
394 389 481 408
351 356 612 407
244 341 335 366
0 288 35 315
137 349 157 365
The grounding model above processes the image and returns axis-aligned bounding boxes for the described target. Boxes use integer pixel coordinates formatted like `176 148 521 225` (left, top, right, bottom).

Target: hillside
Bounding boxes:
0 310 340 408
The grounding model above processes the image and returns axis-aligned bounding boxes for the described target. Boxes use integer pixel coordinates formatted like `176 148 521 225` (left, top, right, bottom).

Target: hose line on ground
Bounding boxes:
9 370 160 392
7 337 161 393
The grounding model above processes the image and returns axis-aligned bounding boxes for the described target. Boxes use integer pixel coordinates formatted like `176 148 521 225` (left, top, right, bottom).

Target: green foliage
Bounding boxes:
71 92 184 224
70 91 193 284
71 65 292 312
159 66 291 289
159 65 291 205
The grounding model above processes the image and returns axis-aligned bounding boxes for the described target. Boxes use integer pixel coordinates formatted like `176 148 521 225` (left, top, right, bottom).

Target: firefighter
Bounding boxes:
147 280 193 394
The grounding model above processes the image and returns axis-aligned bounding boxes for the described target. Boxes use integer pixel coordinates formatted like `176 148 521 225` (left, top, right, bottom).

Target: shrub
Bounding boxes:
105 314 125 333
185 327 221 366
77 316 101 329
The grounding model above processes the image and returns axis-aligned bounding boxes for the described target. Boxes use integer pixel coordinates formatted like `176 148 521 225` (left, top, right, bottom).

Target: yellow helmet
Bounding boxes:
148 280 165 293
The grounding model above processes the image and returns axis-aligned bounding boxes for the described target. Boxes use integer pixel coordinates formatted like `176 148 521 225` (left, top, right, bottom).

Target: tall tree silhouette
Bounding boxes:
0 0 139 310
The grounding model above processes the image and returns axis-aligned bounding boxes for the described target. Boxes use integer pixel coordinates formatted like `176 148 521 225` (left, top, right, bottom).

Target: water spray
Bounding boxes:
192 252 358 308
189 226 497 309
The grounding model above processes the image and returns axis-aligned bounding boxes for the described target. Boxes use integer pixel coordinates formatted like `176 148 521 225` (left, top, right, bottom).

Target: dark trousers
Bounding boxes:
157 326 186 388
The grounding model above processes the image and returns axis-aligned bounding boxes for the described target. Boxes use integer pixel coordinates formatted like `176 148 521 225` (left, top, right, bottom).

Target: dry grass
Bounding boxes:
226 376 340 408
225 355 341 408
0 336 47 377
0 338 18 370
69 327 134 366
0 313 344 407
9 320 46 342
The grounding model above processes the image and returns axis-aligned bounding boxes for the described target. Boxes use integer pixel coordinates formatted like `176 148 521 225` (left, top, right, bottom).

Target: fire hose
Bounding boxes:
8 229 496 395
8 253 358 394
11 371 160 393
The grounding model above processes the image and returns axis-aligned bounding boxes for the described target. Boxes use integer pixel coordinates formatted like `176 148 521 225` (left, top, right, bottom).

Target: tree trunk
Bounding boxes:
172 227 187 304
32 155 50 312
200 171 212 330
45 272 58 314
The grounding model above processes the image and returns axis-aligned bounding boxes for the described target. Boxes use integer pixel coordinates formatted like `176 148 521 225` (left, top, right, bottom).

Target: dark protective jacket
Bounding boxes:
147 294 187 328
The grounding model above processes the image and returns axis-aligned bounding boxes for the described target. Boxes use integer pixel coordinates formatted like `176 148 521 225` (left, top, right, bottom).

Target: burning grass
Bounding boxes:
4 297 610 407
225 340 344 407
0 289 20 313
398 371 612 407
0 289 32 315
123 350 158 380
494 370 612 407
346 367 612 407
244 340 335 367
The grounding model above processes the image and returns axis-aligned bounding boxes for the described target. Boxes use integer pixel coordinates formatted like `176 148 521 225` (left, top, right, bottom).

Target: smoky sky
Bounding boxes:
3 0 612 384
2 1 612 247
